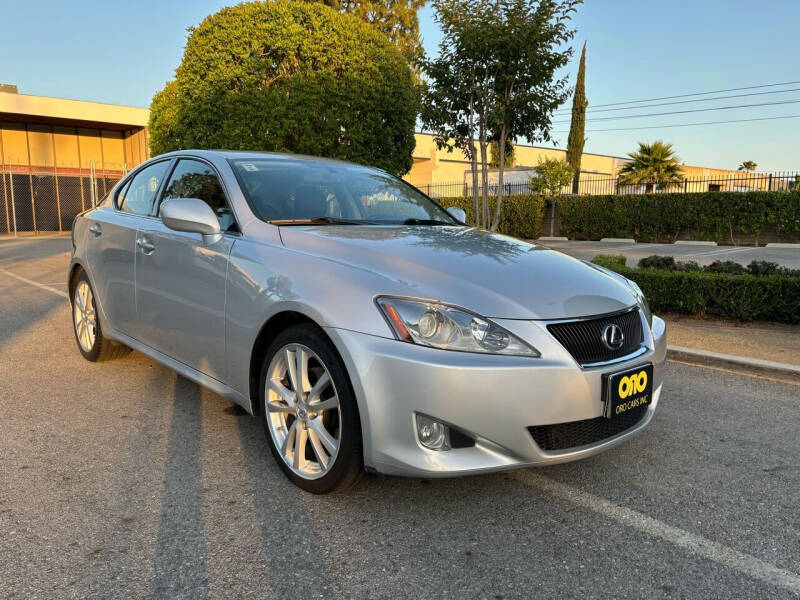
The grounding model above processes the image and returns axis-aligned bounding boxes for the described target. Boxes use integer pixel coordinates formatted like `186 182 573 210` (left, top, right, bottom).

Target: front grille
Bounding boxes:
547 308 643 365
528 404 648 452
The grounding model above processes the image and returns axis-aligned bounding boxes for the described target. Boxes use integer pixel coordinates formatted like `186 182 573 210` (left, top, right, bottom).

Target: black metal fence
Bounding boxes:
0 162 122 234
417 171 800 198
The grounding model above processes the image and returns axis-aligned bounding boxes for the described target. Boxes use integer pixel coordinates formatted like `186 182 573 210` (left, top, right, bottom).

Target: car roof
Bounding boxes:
157 149 368 169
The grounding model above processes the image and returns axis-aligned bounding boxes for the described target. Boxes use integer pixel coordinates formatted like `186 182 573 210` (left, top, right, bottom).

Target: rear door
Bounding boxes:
85 160 171 336
134 157 236 381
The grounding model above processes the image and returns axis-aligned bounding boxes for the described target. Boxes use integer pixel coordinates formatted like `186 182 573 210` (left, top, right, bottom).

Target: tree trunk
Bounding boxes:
479 127 489 230
490 128 508 232
479 66 490 229
468 98 479 228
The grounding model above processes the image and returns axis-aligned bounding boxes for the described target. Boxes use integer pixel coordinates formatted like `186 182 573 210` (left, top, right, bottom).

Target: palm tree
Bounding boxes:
738 160 757 172
617 141 684 193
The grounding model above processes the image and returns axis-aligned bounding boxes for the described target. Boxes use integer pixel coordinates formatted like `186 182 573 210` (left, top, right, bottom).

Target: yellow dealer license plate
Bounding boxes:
604 363 653 419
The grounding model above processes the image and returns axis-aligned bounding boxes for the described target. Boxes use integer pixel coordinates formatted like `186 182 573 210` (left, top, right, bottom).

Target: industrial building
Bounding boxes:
0 86 149 233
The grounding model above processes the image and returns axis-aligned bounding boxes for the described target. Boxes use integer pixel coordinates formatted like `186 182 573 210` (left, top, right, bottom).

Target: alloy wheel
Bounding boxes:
265 343 342 479
73 280 96 352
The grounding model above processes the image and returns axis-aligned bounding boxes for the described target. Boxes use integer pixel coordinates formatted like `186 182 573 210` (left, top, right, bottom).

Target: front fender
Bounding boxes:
224 237 419 400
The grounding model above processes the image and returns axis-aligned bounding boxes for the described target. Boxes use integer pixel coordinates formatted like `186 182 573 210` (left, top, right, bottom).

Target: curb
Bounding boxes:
674 240 717 246
667 345 800 382
600 238 636 243
537 236 569 242
765 243 800 248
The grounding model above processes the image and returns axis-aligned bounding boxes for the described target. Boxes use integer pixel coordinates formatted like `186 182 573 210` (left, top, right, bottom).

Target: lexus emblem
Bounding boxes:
602 324 624 351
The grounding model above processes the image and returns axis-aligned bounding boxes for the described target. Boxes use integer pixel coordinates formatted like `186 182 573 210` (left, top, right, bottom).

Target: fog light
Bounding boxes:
416 414 450 450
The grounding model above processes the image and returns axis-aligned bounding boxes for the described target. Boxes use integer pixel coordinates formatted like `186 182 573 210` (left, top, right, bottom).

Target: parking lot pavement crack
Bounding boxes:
513 471 800 596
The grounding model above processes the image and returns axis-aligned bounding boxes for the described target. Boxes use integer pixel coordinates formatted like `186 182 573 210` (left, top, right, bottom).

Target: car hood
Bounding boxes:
278 225 637 320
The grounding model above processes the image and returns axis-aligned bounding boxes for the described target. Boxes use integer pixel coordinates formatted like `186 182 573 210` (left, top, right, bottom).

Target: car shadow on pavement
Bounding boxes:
234 410 337 599
0 282 64 351
149 377 209 600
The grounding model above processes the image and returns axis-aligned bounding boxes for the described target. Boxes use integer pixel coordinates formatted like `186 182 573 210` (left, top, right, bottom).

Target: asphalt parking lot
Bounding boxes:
1 235 799 599
537 240 800 269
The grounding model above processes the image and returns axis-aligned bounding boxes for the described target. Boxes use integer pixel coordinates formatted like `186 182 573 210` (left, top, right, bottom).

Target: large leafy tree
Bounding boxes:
421 1 495 227
148 0 417 175
486 0 580 231
308 0 426 64
617 141 684 193
566 42 587 194
149 80 180 157
423 0 580 231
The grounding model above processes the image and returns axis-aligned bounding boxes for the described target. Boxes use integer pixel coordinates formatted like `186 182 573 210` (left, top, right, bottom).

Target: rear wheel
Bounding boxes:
71 270 130 362
260 324 362 494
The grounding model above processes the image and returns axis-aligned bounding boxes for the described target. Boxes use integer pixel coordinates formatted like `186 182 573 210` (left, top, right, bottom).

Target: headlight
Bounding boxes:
376 297 539 357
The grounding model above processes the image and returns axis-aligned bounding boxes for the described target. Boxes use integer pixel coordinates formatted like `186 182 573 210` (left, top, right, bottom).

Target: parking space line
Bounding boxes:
681 246 753 258
601 243 663 251
516 472 800 595
0 268 68 299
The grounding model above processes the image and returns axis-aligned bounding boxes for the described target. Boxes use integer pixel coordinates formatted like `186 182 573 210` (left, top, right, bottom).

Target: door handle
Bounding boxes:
89 223 102 237
136 238 156 254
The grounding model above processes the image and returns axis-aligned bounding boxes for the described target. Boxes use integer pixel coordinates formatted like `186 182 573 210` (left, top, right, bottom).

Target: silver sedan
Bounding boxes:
69 150 666 493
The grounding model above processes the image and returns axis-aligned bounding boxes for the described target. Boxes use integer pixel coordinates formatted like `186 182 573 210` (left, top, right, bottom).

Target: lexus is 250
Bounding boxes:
69 150 666 493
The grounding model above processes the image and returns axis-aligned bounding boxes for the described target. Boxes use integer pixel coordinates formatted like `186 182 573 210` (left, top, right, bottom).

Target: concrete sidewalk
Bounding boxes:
539 239 800 269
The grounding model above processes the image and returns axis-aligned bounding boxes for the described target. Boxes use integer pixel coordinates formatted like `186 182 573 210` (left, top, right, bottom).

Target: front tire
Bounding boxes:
71 270 130 362
260 324 362 494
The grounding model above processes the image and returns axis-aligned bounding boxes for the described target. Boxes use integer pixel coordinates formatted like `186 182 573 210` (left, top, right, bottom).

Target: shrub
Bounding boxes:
747 260 780 276
779 267 800 278
149 0 417 175
707 260 746 275
558 190 800 243
674 260 701 272
638 255 675 270
591 256 800 323
592 254 628 270
437 194 546 240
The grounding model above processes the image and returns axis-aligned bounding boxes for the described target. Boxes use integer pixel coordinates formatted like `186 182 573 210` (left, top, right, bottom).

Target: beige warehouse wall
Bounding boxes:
407 132 623 187
0 122 29 165
53 126 80 168
0 123 146 174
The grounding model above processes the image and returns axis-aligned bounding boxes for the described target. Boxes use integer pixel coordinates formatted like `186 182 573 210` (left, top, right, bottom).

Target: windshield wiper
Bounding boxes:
269 216 370 226
402 218 456 226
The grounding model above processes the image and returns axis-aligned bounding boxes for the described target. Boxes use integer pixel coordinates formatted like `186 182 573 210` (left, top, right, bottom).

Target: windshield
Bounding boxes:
229 158 457 225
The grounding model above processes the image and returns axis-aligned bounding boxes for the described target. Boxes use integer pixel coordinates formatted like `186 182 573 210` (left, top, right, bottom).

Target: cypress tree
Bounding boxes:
566 42 587 194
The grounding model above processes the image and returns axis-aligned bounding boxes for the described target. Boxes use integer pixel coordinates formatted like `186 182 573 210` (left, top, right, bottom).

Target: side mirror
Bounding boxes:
160 198 222 245
446 207 467 224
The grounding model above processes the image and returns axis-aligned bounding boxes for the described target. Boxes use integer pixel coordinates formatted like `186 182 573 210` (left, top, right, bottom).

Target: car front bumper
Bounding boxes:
326 314 666 477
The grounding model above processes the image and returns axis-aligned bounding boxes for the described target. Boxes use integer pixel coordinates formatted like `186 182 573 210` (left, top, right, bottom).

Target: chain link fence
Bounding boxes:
0 160 124 235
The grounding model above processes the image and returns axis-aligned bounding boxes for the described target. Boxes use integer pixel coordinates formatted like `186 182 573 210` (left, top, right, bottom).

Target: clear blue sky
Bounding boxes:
3 0 799 170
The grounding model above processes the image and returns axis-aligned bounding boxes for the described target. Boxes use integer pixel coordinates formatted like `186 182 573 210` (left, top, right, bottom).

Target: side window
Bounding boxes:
118 161 170 216
161 159 236 231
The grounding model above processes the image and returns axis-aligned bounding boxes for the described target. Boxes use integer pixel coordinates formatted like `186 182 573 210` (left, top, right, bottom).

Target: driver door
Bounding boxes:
134 158 236 381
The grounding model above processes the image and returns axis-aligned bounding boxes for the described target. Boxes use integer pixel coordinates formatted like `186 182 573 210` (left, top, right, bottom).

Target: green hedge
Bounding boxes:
437 194 546 239
559 190 800 243
592 255 800 323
